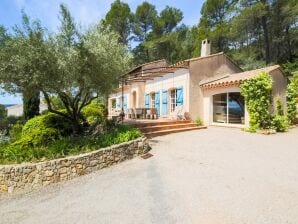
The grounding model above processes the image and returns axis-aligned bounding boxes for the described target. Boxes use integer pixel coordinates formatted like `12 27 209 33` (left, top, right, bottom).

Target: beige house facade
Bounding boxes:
108 40 288 128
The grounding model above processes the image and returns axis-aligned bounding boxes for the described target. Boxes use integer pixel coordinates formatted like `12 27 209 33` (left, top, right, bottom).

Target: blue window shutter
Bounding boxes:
123 95 128 111
145 94 149 108
162 90 168 116
176 86 183 106
155 91 160 115
116 98 120 109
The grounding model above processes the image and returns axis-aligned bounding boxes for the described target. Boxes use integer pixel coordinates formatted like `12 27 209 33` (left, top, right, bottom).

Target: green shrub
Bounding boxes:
82 102 105 125
14 113 72 147
240 72 273 132
194 117 203 126
10 121 23 142
287 74 298 124
0 124 141 164
275 97 284 116
272 115 289 132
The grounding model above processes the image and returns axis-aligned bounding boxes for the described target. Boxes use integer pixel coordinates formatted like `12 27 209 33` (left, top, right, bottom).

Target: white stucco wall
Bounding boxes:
145 69 190 115
202 86 249 128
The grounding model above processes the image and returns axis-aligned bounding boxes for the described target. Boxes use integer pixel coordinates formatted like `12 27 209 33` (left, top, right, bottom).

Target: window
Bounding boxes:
170 89 177 112
151 93 156 108
213 92 245 124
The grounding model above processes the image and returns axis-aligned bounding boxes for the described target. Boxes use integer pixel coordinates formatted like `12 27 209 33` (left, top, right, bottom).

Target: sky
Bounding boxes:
0 0 204 105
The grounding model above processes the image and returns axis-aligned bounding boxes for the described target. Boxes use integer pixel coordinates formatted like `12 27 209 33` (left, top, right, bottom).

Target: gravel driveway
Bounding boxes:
1 127 298 224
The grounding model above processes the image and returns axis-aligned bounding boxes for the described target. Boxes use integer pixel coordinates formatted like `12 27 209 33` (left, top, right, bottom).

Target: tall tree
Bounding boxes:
133 1 157 42
103 0 132 45
0 5 131 133
199 0 236 52
133 6 184 64
0 13 44 120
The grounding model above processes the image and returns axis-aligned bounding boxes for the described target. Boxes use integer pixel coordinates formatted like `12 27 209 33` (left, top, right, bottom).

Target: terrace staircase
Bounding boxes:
132 120 206 138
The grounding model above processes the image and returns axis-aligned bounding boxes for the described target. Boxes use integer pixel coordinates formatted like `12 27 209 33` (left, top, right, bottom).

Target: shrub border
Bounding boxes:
0 137 150 194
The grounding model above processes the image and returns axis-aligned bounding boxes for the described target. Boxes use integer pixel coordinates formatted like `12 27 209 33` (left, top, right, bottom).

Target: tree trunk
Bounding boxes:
23 88 40 120
260 0 271 64
285 26 292 61
261 15 270 64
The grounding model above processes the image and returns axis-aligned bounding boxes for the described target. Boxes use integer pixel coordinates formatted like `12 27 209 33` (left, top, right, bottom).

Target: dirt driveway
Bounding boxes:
1 127 298 224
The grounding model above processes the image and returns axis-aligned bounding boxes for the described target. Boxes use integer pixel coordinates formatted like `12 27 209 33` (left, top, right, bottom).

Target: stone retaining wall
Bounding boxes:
0 137 150 194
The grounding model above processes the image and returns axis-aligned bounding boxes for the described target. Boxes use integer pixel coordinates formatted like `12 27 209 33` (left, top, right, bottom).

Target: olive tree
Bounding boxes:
0 16 43 120
0 5 132 133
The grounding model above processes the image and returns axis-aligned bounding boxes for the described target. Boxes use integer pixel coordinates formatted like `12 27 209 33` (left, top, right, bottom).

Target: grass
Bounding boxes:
0 125 142 165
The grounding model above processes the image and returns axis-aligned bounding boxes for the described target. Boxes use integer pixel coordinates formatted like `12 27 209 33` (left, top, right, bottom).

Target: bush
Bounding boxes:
10 121 23 142
13 113 72 147
0 124 141 164
82 101 105 125
194 117 203 126
240 72 273 132
275 97 284 116
287 74 298 124
272 115 289 132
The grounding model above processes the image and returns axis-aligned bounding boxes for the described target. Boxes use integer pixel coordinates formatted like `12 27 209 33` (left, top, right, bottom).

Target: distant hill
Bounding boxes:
3 104 16 108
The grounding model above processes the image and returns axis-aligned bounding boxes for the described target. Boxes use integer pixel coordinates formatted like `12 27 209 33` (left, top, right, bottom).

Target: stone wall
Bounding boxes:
0 137 150 194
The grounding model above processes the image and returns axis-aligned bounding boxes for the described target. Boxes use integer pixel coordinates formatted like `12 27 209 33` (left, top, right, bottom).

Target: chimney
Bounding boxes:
201 39 211 57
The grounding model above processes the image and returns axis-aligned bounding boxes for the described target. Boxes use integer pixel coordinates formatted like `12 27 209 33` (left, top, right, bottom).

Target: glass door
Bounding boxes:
213 92 245 124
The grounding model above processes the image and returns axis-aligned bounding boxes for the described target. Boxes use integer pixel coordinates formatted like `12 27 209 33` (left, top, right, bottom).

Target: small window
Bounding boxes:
170 89 177 112
151 93 156 108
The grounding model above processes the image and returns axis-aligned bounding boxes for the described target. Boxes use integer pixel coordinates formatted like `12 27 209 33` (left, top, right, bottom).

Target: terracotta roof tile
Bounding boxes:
200 65 281 88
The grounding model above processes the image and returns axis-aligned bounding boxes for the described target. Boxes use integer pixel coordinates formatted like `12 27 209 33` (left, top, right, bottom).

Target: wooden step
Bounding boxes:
146 126 207 138
140 123 198 133
132 120 191 128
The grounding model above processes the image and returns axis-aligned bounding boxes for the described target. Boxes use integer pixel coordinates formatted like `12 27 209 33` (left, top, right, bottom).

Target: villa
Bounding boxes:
108 39 287 128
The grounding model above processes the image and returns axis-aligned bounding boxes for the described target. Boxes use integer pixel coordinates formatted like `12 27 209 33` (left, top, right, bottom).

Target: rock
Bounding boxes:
45 170 54 177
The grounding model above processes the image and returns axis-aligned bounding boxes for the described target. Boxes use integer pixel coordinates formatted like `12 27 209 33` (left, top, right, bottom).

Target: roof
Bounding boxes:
122 59 169 77
200 65 281 89
121 52 241 85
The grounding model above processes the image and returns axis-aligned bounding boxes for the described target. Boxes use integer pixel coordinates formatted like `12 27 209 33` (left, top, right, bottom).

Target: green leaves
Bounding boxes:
240 72 273 131
287 74 298 124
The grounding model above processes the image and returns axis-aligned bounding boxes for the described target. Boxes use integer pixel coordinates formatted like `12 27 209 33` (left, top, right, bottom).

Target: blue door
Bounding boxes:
155 91 160 116
145 94 149 108
116 98 120 109
176 86 183 106
162 90 168 116
123 95 127 111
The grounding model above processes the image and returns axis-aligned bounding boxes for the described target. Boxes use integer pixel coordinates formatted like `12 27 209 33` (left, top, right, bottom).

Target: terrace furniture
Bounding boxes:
169 106 184 120
146 108 158 119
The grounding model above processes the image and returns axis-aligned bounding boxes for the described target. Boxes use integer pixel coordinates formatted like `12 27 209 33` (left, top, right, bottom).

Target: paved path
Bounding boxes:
1 127 298 224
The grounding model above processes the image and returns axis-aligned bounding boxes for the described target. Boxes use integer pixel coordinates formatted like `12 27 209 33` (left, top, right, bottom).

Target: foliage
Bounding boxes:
13 113 72 147
132 1 157 42
0 13 46 120
240 72 273 131
9 121 23 142
81 101 105 125
287 74 298 124
0 124 141 164
282 58 298 76
194 117 203 126
103 0 132 45
275 97 284 116
23 89 40 120
0 104 7 119
272 115 289 132
0 5 132 134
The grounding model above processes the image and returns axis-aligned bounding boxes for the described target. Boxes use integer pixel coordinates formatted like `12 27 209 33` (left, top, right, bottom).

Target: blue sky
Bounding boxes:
0 0 204 105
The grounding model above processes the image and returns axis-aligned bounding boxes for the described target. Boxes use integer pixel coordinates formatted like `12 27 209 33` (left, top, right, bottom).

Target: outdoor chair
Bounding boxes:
169 106 183 120
134 108 143 119
146 108 158 119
